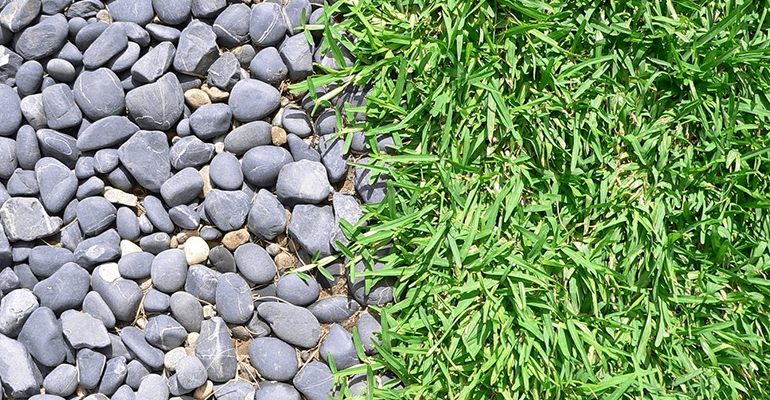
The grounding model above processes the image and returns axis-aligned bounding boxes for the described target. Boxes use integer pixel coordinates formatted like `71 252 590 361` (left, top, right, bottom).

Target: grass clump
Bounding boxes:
301 0 770 398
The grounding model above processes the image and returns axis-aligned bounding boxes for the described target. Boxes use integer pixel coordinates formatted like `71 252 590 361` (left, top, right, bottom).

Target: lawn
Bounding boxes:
303 0 770 398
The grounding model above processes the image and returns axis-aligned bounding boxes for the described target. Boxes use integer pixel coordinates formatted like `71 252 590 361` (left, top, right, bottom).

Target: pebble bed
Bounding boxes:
0 0 395 399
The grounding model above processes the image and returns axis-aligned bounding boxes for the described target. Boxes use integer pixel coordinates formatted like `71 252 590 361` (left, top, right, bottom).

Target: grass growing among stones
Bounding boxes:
302 0 770 398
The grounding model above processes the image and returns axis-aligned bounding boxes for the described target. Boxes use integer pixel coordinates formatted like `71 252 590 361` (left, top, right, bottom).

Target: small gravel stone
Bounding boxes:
125 72 184 131
60 309 110 349
82 291 116 329
257 302 320 348
170 291 203 333
46 58 76 82
184 263 219 304
116 207 141 241
33 262 89 313
77 348 106 390
195 316 236 382
320 323 358 369
228 78 280 122
151 249 188 293
184 88 210 109
209 152 243 190
292 361 334 400
208 245 235 274
118 130 172 192
42 364 78 397
74 228 121 268
121 326 165 369
234 243 275 284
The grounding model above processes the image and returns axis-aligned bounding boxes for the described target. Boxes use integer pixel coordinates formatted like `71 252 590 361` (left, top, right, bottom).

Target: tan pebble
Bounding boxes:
176 231 192 245
104 187 138 207
271 126 287 146
203 305 217 319
186 347 195 355
139 278 153 291
170 236 178 248
136 316 147 329
194 380 213 400
200 166 212 197
120 240 142 256
274 252 296 270
222 228 250 250
201 84 229 102
185 236 209 265
280 96 290 107
184 89 211 109
96 9 112 23
187 332 200 347
164 347 187 372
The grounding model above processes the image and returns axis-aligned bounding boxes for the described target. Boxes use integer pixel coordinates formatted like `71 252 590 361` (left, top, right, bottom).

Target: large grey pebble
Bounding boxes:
74 21 107 50
288 204 335 257
145 314 187 351
63 0 103 18
131 41 175 83
161 168 204 208
248 337 298 381
241 145 292 187
292 361 333 400
0 197 62 241
0 84 20 136
174 19 218 77
42 364 78 397
248 46 286 86
189 103 232 140
153 0 190 25
184 264 219 304
247 189 286 240
125 359 149 390
209 152 243 190
255 381 300 400
19 94 47 130
207 51 239 91
143 288 169 313
73 67 124 120
15 125 40 170
195 316 236 382
307 296 359 324
212 4 249 46
77 348 106 389
208 245 234 273
94 148 120 174
118 130 172 192
276 273 319 306
203 189 250 231
74 229 121 268
282 106 313 137
118 251 154 280
170 136 214 169
36 128 79 167
139 232 171 254
120 327 164 369
42 83 82 130
279 33 313 80
228 78 280 122
136 374 168 400
356 312 381 354
276 159 329 205
169 204 200 230
223 120 271 155
257 302 320 348
82 291 115 329
116 207 141 241
98 356 128 396
175 355 206 391
91 262 143 321
286 133 319 162
144 195 174 233
33 262 89 313
151 249 188 293
215 273 253 324
125 72 184 131
191 0 224 18
249 2 287 47
320 323 358 369
60 309 110 349
170 291 203 333
83 22 127 69
14 60 42 96
106 0 153 26
354 161 388 204
145 22 180 43
0 0 40 33
107 41 140 73
0 288 37 337
14 13 68 60
233 243 275 284
77 196 117 237
0 332 43 398
77 116 138 151
46 58 76 82
319 133 347 182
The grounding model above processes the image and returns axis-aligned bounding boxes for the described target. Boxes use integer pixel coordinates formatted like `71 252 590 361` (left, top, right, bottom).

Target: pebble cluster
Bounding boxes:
0 0 396 399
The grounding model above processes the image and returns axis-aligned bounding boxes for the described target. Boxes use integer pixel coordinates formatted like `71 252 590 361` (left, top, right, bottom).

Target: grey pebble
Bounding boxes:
116 207 141 241
13 264 38 290
283 0 310 32
91 262 143 321
292 361 334 400
0 268 19 294
195 316 236 382
19 94 48 130
0 84 21 136
229 78 280 122
189 103 232 140
209 152 243 190
75 21 108 50
136 374 169 400
120 326 164 369
0 288 37 337
77 348 106 389
355 161 388 204
98 356 128 396
83 291 115 329
143 288 170 313
15 124 41 170
348 258 394 306
151 249 188 293
94 148 120 174
320 323 358 370
314 108 337 135
208 245 234 273
232 44 256 68
46 58 76 82
77 115 139 152
170 136 214 169
288 204 335 257
356 312 381 354
73 67 125 120
33 262 89 313
191 0 225 18
169 204 200 230
249 2 287 47
36 128 80 167
139 232 171 254
287 134 320 162
145 314 187 351
174 355 207 392
7 168 39 196
184 263 219 304
254 381 300 400
107 0 154 26
114 21 150 47
60 309 110 349
276 272 319 306
233 243 275 284
108 165 137 192
0 138 15 180
14 13 68 60
170 291 203 332
241 145 293 187
282 106 313 137
257 302 320 348
17 306 67 367
174 19 218 77
64 0 103 18
118 251 154 279
125 72 184 131
118 130 172 192
0 197 62 242
211 379 254 400
216 272 253 324
125 359 149 390
83 22 128 69
0 331 43 398
77 196 117 237
131 41 175 83
247 189 286 240
144 195 174 234
223 120 271 155
279 33 313 81
146 22 181 43
203 189 250 231
107 41 140 73
248 337 298 381
112 384 136 400
56 42 83 66
152 0 189 25
199 225 221 240
319 133 347 182
42 364 78 397
213 4 250 47
308 295 359 324
73 228 121 268
0 45 22 86
207 51 240 91
42 83 82 130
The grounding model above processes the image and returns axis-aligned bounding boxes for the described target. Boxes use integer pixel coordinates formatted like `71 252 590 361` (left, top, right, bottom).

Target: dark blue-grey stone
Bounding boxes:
0 288 37 337
118 130 172 192
233 243 274 284
289 204 334 257
42 364 78 397
73 68 125 120
0 45 22 86
74 176 104 199
174 355 206 392
207 51 239 91
77 196 117 236
8 238 28 264
276 273 319 306
215 273 253 324
106 0 153 26
0 332 43 398
120 326 164 369
241 145 292 187
249 2 287 47
189 103 232 140
247 189 286 241
107 165 136 192
293 361 334 400
229 78 280 122
286 133 320 163
203 189 250 231
0 268 19 294
199 225 221 240
114 21 150 47
314 37 355 71
98 356 127 396
283 0 310 32
17 306 66 367
107 41 140 73
247 310 271 337
83 22 128 69
169 204 200 230
170 291 203 333
319 133 347 183
83 291 115 329
124 360 149 390
55 41 83 66
223 120 271 155
213 4 249 47
75 156 95 180
151 249 187 293
94 148 120 174
145 314 186 351
314 108 337 135
0 138 15 180
320 323 358 369
13 13 68 60
139 232 171 254
7 168 38 196
208 245 234 273
282 106 312 137
308 296 359 324
143 288 169 313
276 160 330 205
73 228 121 268
279 33 313 81
348 258 394 306
41 83 82 130
195 316 236 382
233 44 255 68
131 41 175 83
60 222 83 251
0 0 39 32
136 374 168 400
125 72 184 131
60 309 110 349
152 0 190 25
13 264 37 290
36 128 79 167
15 60 43 96
191 0 225 18
257 302 320 348
77 348 106 389
354 160 388 204
33 262 89 312
161 167 203 208
116 207 140 241
176 118 191 137
64 0 103 18
184 264 219 304
146 22 181 43
248 337 298 381
174 19 218 77
209 152 242 190
91 262 143 321
62 198 79 223
46 58 76 82
178 73 201 92
169 136 214 169
356 311 381 354
0 197 62 241
19 93 47 130
143 195 174 233
113 385 137 400
77 116 138 152
117 251 154 280
75 21 108 50
255 382 300 400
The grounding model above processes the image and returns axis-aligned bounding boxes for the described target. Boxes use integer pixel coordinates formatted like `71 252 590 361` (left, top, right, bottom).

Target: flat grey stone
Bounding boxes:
169 204 200 230
116 206 141 241
195 316 236 382
13 59 40 96
170 291 203 333
131 41 175 83
139 232 171 254
106 0 153 26
184 264 219 304
174 19 218 77
287 134 320 162
120 327 164 369
56 41 84 66
248 337 298 381
7 169 38 196
42 83 82 130
174 355 206 391
77 196 117 237
207 51 240 91
75 21 108 50
279 33 313 80
276 159 329 205
0 84 20 136
15 125 40 170
91 263 143 321
46 58 76 82
151 249 188 293
73 68 125 120
283 0 310 31
77 115 139 152
83 22 127 69
145 315 186 351
292 361 333 400
288 204 334 257
354 159 388 204
36 128 80 167
73 228 121 268
208 245 234 273
64 0 103 18
28 245 74 278
0 332 43 398
348 258 394 306
203 189 250 231
275 273 319 306
241 145 292 187
125 72 184 131
19 93 47 130
77 348 106 389
153 0 189 25
319 323 358 369
42 364 78 397
356 311 381 354
143 288 169 313
249 2 287 47
106 41 140 73
76 176 105 199
229 78 280 122
14 13 68 60
233 242 275 284
307 296 359 324
136 374 168 400
98 356 128 396
254 382 300 400
118 130 172 192
209 152 243 190
143 195 174 233
0 0 40 33
319 133 347 183
60 309 110 349
125 359 149 390
146 22 181 43
189 103 232 140
0 197 62 241
161 167 204 208
247 189 286 240
212 4 249 47
215 273 253 324
169 136 214 169
82 291 115 329
0 288 37 337
257 302 320 348
94 149 120 174
223 120 271 155
282 106 312 137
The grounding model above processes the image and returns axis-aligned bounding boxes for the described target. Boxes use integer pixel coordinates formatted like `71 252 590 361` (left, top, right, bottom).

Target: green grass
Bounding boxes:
298 0 770 398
